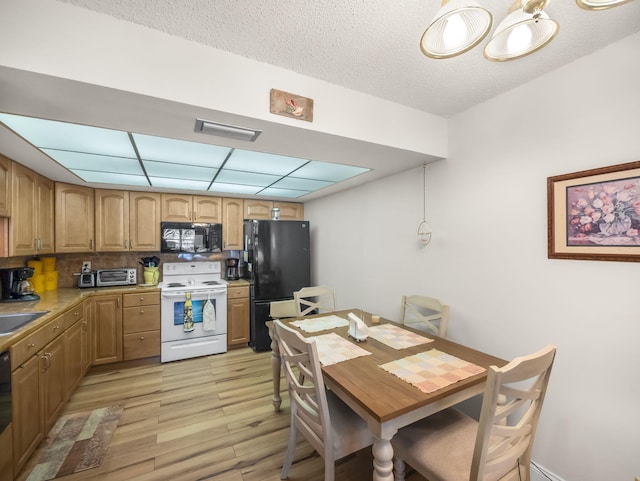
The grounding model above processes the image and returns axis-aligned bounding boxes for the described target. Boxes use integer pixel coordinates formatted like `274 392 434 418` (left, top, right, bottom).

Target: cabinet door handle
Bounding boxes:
42 353 51 371
90 239 94 250
139 336 145 340
139 310 145 314
117 297 121 308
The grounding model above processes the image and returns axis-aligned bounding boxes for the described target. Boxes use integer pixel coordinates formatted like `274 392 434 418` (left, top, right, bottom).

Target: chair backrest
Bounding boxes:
273 319 333 459
400 295 450 337
270 299 298 319
471 344 557 481
294 286 336 316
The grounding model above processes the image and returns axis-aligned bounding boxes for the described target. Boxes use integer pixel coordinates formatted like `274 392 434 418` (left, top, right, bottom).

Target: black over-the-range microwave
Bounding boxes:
161 222 222 254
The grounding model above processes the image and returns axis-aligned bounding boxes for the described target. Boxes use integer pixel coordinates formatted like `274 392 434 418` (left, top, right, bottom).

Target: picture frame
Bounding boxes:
269 88 314 122
547 160 640 262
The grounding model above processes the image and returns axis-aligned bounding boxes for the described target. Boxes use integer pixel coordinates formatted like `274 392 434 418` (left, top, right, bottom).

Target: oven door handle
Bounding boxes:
161 290 225 299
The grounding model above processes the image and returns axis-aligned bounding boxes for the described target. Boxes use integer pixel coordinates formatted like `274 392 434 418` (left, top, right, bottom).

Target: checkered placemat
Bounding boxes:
308 332 371 366
379 349 486 394
291 315 349 333
368 324 434 350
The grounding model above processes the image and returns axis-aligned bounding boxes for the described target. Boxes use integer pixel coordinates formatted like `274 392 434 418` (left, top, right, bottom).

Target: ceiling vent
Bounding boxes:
194 118 262 142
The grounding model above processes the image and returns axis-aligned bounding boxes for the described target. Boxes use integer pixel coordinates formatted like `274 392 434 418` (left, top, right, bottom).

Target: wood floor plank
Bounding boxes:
16 347 428 481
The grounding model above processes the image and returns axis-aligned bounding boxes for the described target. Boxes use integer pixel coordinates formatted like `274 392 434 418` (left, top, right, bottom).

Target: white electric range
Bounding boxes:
159 261 228 362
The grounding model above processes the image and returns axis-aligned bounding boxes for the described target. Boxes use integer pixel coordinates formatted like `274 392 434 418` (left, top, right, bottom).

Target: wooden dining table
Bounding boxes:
266 309 506 481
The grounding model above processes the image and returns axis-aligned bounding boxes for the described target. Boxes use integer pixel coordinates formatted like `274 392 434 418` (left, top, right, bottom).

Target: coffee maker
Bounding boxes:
225 258 239 280
0 267 40 302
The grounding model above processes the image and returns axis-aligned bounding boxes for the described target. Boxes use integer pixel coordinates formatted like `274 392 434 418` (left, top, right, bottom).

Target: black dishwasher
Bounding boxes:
0 351 10 436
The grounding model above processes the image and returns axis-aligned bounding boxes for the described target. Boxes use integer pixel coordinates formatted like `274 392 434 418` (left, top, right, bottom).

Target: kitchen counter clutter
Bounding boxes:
0 285 159 353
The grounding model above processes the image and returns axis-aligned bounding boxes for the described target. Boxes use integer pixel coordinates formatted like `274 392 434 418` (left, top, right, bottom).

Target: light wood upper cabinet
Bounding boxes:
243 199 272 220
96 190 161 252
9 163 54 256
95 189 129 252
244 200 304 220
161 194 222 223
0 154 11 217
55 182 95 253
36 176 55 254
129 192 160 251
222 197 244 250
10 163 37 256
275 201 304 220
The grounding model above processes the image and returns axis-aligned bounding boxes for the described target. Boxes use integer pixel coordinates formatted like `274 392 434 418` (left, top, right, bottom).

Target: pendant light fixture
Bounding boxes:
576 0 634 9
417 163 433 246
420 0 493 59
484 0 559 61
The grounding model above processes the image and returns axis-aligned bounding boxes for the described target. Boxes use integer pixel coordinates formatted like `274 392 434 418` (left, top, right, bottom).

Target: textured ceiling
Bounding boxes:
57 0 640 117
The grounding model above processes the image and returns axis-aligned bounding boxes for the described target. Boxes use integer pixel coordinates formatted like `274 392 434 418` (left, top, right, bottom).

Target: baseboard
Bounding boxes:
531 461 566 481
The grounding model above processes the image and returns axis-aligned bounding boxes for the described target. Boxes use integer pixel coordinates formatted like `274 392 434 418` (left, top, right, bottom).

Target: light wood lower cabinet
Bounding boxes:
40 335 66 433
9 303 83 475
122 292 160 360
11 354 42 474
91 294 123 365
64 303 88 399
227 284 249 348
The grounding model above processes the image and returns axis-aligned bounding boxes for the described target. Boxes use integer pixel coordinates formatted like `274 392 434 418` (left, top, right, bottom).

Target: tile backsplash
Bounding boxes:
0 251 233 287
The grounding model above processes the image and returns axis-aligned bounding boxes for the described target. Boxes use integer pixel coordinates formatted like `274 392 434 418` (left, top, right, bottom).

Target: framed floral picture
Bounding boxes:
548 160 640 262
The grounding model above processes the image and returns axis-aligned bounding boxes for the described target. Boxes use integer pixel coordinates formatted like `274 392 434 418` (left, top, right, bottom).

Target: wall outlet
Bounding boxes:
82 261 91 273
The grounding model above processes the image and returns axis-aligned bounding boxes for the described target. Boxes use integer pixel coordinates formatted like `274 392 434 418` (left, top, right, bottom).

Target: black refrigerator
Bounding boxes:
243 220 310 351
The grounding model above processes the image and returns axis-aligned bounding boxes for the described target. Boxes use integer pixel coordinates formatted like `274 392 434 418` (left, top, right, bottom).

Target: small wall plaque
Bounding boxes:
270 88 313 122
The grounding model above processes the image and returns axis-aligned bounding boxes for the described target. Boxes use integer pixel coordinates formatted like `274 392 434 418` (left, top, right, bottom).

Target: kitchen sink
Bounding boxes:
0 311 50 336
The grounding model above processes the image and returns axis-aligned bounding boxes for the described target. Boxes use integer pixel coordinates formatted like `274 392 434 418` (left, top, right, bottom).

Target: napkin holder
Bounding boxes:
348 312 369 342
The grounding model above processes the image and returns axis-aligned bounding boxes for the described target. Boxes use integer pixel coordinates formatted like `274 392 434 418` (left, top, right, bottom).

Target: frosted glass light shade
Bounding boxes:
420 0 493 59
484 8 559 61
576 0 634 9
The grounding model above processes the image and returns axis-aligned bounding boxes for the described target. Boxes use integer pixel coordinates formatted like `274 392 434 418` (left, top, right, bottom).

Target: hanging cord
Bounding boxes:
417 163 432 245
422 162 426 222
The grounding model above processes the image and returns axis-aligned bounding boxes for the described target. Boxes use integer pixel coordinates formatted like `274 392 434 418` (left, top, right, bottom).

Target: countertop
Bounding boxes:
226 279 249 287
0 285 160 352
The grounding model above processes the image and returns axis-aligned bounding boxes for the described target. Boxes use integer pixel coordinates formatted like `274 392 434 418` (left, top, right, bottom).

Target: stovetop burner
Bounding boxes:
202 281 221 285
167 282 185 288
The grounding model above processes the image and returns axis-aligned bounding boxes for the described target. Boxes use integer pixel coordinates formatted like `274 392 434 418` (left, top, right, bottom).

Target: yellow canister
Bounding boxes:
44 271 58 291
41 257 56 272
27 260 44 276
32 274 46 293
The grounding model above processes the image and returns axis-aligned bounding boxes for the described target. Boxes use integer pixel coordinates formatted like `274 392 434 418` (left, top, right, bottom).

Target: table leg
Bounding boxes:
372 437 394 481
270 335 282 412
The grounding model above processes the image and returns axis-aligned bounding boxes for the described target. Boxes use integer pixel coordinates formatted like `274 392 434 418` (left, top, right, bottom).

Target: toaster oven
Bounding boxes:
96 268 137 287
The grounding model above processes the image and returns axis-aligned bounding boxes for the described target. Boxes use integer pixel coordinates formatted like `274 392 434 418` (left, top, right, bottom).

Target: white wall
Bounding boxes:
306 32 640 481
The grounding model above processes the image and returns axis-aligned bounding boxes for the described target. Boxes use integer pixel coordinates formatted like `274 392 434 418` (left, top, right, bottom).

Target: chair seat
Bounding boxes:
393 409 478 481
327 391 375 459
393 408 516 481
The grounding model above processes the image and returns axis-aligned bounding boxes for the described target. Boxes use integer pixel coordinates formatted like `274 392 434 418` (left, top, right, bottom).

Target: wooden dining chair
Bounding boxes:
273 320 374 481
400 295 450 337
269 299 298 319
293 286 336 316
392 344 557 481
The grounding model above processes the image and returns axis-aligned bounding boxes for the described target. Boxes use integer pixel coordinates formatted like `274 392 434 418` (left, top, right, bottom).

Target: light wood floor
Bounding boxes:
17 348 426 481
